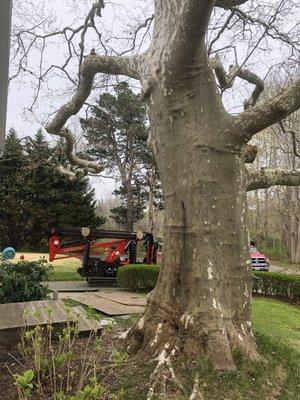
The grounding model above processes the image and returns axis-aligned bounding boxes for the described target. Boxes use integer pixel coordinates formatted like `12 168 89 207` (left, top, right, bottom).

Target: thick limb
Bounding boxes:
210 56 264 109
234 79 300 141
45 53 142 174
247 168 300 191
153 0 214 73
215 0 248 8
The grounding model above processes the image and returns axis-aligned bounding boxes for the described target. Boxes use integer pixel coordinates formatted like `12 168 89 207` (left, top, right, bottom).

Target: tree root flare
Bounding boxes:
146 347 206 400
146 347 186 400
189 373 205 400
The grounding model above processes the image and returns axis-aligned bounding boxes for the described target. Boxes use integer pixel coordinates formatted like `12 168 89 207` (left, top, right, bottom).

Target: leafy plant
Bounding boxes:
15 306 112 400
0 258 53 303
117 264 160 291
112 351 129 368
53 379 104 399
14 369 35 399
111 388 126 400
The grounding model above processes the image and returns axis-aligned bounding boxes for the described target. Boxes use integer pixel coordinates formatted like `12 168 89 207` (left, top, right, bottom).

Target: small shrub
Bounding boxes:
253 271 300 303
14 369 35 399
117 264 159 291
0 258 53 303
112 351 129 368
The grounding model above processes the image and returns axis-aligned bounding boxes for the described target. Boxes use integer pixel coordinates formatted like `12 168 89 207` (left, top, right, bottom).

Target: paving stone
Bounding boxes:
95 291 146 307
59 292 145 316
70 306 114 335
44 281 101 292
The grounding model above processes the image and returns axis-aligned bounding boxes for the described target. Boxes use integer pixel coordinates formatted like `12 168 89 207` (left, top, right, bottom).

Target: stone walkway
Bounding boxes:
58 289 146 316
45 280 101 292
44 281 146 316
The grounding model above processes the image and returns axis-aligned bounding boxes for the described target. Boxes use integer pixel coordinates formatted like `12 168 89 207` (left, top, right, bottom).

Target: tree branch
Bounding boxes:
234 79 300 141
215 0 248 9
45 53 142 174
230 6 299 52
236 69 264 109
210 56 264 109
247 168 300 191
279 120 300 158
154 0 214 72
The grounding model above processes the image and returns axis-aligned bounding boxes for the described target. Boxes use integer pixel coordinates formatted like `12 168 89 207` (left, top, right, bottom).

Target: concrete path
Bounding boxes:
59 290 146 316
45 281 101 292
44 281 146 316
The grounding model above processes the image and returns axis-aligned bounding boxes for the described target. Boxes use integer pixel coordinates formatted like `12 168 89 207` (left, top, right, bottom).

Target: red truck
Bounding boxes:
250 243 270 271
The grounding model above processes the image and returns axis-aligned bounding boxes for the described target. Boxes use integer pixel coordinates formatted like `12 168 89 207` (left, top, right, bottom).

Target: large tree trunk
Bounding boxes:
125 180 134 231
128 48 260 370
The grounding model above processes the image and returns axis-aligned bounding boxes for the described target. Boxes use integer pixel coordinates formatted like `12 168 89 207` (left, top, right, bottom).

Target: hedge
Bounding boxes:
117 265 300 303
117 264 160 291
253 271 300 303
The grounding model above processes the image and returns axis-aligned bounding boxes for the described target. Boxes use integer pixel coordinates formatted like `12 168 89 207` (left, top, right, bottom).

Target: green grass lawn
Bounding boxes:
50 261 83 281
252 298 300 352
15 252 83 281
108 298 300 400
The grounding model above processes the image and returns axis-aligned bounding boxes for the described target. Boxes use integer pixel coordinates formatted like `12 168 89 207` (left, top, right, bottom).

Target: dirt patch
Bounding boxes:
0 343 23 399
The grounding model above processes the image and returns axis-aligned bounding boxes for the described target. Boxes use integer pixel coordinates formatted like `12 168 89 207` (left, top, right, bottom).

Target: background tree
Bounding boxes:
0 129 105 251
82 81 162 231
248 110 300 263
0 129 31 248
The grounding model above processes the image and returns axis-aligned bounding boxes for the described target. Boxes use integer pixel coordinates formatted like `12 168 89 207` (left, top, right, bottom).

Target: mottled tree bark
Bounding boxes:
128 43 259 369
147 168 156 234
125 0 262 367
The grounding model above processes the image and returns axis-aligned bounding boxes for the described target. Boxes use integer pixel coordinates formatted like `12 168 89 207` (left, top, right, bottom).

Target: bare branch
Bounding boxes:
279 121 300 158
56 165 78 180
236 69 264 109
215 0 248 9
208 11 235 55
230 6 300 52
45 53 142 174
210 56 238 89
247 168 300 191
119 15 154 56
210 56 264 108
234 79 300 141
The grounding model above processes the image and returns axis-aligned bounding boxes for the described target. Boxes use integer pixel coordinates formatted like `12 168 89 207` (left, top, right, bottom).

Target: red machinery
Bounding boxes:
49 227 158 284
